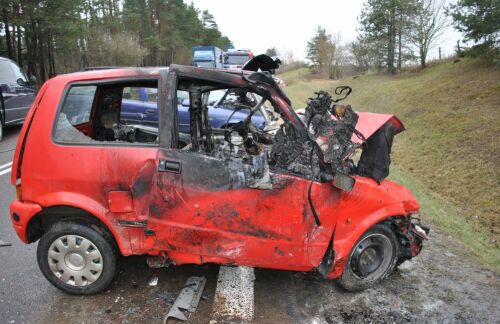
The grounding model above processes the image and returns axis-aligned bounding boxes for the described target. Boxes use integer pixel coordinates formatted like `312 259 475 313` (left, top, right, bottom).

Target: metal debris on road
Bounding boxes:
149 277 159 286
0 239 12 247
164 276 207 322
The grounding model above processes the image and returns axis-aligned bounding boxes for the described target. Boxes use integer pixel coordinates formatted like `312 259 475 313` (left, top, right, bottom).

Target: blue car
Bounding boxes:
120 87 267 133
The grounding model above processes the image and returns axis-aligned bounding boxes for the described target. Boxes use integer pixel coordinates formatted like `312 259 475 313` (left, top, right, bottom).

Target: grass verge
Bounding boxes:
280 59 500 271
390 166 499 272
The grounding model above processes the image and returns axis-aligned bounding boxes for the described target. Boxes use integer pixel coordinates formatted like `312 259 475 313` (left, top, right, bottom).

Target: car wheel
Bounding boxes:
37 221 117 295
337 224 399 291
0 120 3 141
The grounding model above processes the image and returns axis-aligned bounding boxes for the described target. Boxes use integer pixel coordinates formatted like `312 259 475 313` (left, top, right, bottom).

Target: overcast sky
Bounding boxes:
187 0 462 60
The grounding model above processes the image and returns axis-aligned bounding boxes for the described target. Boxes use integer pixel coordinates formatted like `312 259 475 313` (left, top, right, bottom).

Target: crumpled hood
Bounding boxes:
353 112 405 143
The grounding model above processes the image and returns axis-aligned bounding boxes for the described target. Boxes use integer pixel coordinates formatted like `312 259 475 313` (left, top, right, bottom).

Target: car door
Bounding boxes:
147 69 317 270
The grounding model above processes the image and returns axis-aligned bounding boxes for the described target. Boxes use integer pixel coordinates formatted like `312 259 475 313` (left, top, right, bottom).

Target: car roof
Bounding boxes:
56 65 255 82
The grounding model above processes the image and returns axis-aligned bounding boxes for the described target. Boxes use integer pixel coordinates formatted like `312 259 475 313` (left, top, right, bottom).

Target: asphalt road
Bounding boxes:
0 125 498 324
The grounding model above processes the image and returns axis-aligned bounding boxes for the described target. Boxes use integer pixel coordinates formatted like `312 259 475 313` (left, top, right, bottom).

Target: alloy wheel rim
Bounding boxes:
47 235 103 287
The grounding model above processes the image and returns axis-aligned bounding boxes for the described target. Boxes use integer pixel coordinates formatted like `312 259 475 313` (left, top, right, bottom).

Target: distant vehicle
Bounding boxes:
223 49 254 69
0 57 37 141
192 46 223 69
120 87 275 138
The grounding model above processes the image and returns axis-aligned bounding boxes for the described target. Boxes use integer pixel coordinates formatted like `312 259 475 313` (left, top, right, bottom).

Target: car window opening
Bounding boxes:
175 77 303 189
175 77 400 192
54 81 159 145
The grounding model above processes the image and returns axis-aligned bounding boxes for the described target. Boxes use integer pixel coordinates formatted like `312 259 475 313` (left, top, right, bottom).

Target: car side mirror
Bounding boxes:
332 172 355 192
17 78 26 87
29 75 37 85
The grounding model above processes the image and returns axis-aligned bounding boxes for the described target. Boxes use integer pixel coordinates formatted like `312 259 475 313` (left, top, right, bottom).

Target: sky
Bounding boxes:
187 0 463 60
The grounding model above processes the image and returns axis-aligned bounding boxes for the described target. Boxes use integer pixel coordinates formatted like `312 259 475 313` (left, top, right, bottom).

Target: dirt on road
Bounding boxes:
32 225 499 324
254 226 499 324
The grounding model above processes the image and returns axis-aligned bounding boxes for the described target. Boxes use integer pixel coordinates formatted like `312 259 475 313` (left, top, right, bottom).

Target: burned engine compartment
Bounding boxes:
180 73 400 191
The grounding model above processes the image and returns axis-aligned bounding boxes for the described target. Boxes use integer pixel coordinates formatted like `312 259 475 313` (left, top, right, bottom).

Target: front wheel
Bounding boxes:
37 221 117 295
337 224 399 291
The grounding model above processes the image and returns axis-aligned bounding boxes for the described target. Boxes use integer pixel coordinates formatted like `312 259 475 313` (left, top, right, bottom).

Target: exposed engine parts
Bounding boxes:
184 81 398 192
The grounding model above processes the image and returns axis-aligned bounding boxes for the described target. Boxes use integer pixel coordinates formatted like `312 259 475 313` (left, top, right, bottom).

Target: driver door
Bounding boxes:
147 69 314 270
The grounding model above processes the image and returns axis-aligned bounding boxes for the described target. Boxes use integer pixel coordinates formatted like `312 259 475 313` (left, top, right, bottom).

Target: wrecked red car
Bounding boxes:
9 65 428 295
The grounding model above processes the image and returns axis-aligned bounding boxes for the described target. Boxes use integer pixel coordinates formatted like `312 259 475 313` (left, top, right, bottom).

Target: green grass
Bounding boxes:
280 59 500 271
390 166 499 271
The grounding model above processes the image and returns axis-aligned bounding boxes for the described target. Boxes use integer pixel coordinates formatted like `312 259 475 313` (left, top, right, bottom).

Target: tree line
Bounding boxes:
0 0 232 83
306 0 499 77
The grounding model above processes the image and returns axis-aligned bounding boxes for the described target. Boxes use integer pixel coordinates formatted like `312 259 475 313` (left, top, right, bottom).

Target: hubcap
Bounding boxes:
47 235 103 287
350 234 393 279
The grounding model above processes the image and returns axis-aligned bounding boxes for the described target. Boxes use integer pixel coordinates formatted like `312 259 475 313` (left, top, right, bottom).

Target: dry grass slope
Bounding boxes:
281 59 500 270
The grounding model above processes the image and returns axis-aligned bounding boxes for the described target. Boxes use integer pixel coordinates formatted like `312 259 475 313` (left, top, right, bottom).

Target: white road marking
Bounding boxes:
211 266 255 323
0 167 12 177
0 162 13 170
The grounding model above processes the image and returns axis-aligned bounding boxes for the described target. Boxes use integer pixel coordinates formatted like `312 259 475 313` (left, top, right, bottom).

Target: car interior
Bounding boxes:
53 79 281 153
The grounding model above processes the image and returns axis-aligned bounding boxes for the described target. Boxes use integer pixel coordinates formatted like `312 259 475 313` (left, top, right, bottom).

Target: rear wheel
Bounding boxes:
337 224 399 291
37 221 117 295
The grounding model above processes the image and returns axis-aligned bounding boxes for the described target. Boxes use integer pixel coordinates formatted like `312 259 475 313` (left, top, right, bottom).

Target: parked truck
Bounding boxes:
223 49 254 70
192 46 223 69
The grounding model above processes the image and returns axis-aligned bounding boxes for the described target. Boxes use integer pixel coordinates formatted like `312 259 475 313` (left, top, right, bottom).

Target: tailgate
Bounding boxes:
11 80 50 184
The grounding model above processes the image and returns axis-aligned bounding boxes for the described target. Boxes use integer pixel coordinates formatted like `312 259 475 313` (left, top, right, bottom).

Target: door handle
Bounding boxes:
159 159 181 173
145 108 156 114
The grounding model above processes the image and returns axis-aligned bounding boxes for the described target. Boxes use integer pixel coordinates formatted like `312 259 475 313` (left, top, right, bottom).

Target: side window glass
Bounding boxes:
10 62 28 82
147 88 158 103
61 86 95 126
0 60 15 83
54 86 96 143
54 82 159 145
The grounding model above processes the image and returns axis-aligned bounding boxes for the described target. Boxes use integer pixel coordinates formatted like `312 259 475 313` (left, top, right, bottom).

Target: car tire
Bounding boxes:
337 224 399 292
37 221 118 295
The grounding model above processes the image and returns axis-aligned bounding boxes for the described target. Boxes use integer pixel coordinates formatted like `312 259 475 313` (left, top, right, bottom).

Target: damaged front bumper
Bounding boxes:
393 213 430 259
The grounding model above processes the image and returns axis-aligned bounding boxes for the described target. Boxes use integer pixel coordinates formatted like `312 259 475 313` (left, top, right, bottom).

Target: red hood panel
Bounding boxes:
353 112 405 144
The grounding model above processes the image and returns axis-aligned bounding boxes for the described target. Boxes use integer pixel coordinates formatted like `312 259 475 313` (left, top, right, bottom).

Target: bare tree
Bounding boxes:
409 0 448 68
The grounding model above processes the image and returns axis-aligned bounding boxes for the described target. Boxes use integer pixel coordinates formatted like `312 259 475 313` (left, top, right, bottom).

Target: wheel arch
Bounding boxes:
328 203 414 278
26 204 126 255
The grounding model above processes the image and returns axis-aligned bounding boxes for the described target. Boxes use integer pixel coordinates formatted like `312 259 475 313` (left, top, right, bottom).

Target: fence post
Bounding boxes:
439 47 442 60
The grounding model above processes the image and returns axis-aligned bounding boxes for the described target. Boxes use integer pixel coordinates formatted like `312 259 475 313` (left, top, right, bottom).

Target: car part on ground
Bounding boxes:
164 276 207 322
0 238 12 247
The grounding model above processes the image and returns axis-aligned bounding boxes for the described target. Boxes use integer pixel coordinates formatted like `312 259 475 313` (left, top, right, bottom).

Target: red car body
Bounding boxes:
9 65 425 292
